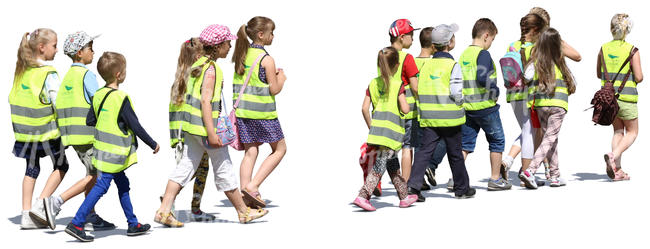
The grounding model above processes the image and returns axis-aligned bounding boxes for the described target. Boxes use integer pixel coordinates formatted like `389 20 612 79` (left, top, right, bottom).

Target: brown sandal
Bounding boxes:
154 210 184 228
242 190 266 208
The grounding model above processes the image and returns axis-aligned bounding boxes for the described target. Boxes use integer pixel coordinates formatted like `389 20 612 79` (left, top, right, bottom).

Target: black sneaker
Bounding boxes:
455 188 476 199
86 213 116 231
408 187 425 202
425 168 437 186
126 223 151 236
421 182 431 191
65 223 94 242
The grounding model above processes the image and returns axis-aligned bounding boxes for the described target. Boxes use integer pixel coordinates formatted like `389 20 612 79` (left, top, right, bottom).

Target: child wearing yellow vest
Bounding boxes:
10 28 71 230
519 28 576 189
354 47 418 211
232 16 287 208
166 37 218 222
65 52 158 242
599 14 643 181
40 31 114 231
157 25 268 227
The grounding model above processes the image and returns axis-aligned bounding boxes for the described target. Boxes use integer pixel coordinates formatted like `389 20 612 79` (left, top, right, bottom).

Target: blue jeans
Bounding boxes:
71 171 138 227
461 111 506 153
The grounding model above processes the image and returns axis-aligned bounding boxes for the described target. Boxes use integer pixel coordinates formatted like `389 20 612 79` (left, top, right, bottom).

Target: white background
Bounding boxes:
0 0 647 248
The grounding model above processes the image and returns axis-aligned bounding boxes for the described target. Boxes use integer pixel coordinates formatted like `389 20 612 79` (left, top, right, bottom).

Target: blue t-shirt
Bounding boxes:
71 63 100 104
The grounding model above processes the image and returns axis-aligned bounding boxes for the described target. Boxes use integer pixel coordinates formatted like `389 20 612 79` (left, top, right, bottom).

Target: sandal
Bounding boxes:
238 207 268 224
613 169 631 181
154 210 184 228
242 190 266 208
604 153 617 179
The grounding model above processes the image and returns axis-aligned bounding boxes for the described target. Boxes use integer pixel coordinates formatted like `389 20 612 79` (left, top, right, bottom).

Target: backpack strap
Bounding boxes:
616 47 639 94
96 88 117 119
600 48 611 83
233 53 267 109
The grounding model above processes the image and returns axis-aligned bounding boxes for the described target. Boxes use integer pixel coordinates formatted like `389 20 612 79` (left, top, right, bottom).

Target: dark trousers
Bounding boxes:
408 126 469 195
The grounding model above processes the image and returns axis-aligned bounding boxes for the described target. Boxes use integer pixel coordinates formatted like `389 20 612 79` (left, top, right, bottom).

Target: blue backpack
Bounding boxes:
499 42 528 89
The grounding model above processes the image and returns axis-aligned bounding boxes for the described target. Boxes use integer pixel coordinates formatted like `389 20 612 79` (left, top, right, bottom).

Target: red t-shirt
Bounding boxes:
365 53 418 97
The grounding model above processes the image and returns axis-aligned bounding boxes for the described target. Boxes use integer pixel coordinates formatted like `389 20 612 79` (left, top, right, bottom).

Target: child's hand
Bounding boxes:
207 134 223 148
153 144 160 154
276 69 286 82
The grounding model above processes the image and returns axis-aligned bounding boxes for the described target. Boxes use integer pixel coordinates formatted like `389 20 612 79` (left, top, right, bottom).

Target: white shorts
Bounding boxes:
168 134 238 192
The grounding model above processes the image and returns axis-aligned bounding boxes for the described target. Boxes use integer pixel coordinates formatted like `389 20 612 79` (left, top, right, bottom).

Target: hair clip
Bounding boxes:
190 38 194 47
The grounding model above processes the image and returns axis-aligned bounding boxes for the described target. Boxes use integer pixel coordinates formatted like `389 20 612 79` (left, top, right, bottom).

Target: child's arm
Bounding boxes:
44 72 60 105
477 50 499 101
200 65 222 147
83 71 100 104
398 92 410 114
450 63 463 105
262 56 286 96
86 103 97 127
596 49 603 80
120 99 160 153
631 50 643 83
362 95 372 129
562 40 582 62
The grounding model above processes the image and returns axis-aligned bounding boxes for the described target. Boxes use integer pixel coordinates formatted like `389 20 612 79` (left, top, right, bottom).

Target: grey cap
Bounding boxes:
63 31 100 57
431 23 459 45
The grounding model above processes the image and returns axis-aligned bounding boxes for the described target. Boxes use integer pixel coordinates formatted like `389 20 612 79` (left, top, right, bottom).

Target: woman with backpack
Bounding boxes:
598 14 643 181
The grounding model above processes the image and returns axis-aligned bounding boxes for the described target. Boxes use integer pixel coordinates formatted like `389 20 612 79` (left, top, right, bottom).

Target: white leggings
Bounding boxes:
510 100 534 159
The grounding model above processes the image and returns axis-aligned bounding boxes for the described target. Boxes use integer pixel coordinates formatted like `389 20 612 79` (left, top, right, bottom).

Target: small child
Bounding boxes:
42 31 115 231
519 28 577 189
354 47 418 211
408 24 475 199
65 52 158 242
9 28 71 230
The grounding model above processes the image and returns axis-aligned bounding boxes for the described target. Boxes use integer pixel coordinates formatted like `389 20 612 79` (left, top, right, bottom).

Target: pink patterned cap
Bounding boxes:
199 24 237 46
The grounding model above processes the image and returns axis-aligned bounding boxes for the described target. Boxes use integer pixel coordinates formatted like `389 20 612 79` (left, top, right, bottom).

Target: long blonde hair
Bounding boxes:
15 28 57 78
377 47 399 96
531 28 576 96
170 38 203 105
232 16 275 75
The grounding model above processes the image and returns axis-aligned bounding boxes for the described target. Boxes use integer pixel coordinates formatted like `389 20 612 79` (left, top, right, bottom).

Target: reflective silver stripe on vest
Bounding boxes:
181 111 218 128
600 73 635 82
369 126 404 143
599 85 638 95
169 111 184 122
419 95 457 105
372 111 403 126
463 92 492 103
530 79 567 88
463 80 480 89
60 125 94 136
169 129 181 139
96 130 132 147
530 92 569 102
12 121 58 134
186 95 220 111
405 87 414 98
94 146 136 165
419 109 466 120
238 100 276 113
10 105 55 119
233 84 272 97
56 107 89 118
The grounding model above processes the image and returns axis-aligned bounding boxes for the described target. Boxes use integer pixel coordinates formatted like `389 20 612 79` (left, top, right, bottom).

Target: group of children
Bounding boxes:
354 7 643 211
10 16 287 242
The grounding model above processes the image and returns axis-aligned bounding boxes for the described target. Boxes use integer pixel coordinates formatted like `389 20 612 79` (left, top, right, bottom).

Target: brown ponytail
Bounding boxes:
15 28 56 79
533 28 575 96
232 16 276 75
171 37 203 105
377 47 399 96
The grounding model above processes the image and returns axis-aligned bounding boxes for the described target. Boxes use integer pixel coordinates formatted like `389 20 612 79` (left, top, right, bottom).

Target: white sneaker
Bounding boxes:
21 211 46 229
29 198 47 226
44 196 60 230
549 177 567 187
501 158 513 181
446 178 454 192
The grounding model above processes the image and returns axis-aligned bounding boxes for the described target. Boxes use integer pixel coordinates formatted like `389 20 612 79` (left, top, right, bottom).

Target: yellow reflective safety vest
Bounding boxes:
56 65 94 146
181 56 223 137
506 41 534 102
367 76 406 151
460 46 497 111
417 58 466 127
527 65 570 111
233 48 277 119
600 40 638 103
9 66 60 142
92 87 137 173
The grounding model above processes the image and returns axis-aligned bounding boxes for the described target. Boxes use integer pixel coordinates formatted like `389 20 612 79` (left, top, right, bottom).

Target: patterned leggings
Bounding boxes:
528 107 566 178
191 153 210 212
358 147 408 200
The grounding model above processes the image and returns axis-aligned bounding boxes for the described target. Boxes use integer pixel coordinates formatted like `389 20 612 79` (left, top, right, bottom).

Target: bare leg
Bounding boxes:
612 118 638 169
240 143 260 191
224 189 248 214
38 170 65 199
245 139 287 193
401 148 412 182
507 145 521 159
158 180 182 213
60 175 95 202
22 176 36 210
490 152 502 180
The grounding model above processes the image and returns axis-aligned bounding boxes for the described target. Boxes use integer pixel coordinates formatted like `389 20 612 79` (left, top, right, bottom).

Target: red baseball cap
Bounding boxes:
389 19 419 37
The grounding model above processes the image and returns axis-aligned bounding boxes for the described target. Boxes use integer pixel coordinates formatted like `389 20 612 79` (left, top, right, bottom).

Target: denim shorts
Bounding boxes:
402 119 419 149
461 111 505 153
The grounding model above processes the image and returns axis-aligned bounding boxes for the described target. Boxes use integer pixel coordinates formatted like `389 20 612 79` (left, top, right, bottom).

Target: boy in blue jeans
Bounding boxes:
65 52 159 242
459 18 510 191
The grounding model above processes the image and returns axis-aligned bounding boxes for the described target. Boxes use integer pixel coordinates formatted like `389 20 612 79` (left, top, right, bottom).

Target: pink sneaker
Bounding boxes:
399 194 418 208
353 197 376 211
